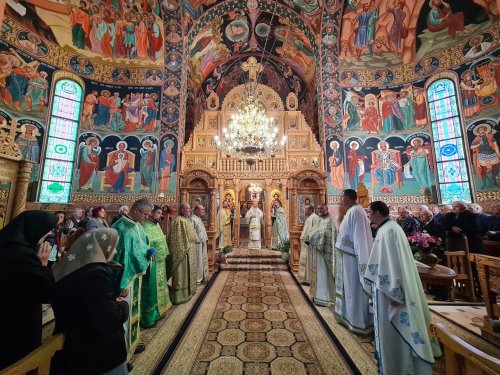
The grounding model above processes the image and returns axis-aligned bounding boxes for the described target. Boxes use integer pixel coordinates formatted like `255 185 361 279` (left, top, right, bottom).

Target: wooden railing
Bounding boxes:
218 158 287 173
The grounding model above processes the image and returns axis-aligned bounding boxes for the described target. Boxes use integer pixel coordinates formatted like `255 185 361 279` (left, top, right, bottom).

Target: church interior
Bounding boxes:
0 0 499 374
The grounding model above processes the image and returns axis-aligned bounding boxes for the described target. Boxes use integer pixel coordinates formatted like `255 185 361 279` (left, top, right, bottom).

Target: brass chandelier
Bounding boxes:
214 94 286 162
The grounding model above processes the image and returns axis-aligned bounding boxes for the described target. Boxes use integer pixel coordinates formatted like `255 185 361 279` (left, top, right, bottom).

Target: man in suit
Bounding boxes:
419 209 445 240
444 201 483 254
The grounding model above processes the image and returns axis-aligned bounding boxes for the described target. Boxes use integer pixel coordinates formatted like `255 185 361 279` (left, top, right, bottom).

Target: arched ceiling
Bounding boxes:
183 0 321 141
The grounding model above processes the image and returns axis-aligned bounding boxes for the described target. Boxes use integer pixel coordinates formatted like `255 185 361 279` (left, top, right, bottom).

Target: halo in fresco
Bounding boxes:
225 20 250 42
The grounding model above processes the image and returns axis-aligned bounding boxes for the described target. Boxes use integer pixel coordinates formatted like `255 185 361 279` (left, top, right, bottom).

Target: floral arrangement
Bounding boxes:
216 246 233 266
407 230 444 267
276 240 290 254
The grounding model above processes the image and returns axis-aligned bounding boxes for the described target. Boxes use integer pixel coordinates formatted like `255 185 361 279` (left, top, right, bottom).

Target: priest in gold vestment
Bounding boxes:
167 203 199 305
299 205 319 284
216 200 232 249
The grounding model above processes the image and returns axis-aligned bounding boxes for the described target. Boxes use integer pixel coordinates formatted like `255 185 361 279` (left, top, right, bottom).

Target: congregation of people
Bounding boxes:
297 191 499 374
1 193 499 375
0 199 210 374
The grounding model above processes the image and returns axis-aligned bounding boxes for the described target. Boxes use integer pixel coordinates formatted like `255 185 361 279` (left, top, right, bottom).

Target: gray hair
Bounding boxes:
118 205 129 214
398 206 410 213
179 202 190 213
421 209 433 217
454 201 467 209
467 203 483 213
132 198 153 212
74 207 84 214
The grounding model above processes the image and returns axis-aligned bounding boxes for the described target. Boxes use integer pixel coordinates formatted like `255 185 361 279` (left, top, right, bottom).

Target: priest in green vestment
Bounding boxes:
167 203 199 305
140 205 172 328
112 198 153 360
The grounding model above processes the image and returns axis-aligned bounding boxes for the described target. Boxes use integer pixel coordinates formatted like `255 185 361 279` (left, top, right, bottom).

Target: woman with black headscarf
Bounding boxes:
0 210 57 370
50 228 129 375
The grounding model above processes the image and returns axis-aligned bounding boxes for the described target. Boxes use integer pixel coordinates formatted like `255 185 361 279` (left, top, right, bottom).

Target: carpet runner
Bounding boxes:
157 249 360 374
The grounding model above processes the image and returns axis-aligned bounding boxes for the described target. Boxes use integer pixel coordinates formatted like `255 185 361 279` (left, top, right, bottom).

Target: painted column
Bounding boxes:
289 186 300 272
207 187 218 272
12 160 32 218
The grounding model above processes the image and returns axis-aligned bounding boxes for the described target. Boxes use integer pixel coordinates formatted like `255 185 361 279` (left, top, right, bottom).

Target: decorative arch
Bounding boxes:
290 169 327 188
221 83 284 112
180 169 217 189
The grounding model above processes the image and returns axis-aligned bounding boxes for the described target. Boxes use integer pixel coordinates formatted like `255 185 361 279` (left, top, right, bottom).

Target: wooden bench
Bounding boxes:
0 334 64 375
430 323 500 375
468 253 500 345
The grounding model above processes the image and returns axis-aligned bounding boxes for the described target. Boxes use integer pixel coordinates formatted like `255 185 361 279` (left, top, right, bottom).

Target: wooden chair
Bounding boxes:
445 235 476 302
430 323 500 375
468 253 500 344
0 334 64 375
483 240 499 257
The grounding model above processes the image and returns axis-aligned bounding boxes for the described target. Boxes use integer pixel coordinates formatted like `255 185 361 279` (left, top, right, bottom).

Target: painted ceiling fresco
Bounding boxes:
5 0 164 66
339 0 497 69
188 9 316 89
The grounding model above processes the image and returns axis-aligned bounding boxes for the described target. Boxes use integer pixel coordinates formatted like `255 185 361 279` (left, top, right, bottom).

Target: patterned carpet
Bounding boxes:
161 269 359 374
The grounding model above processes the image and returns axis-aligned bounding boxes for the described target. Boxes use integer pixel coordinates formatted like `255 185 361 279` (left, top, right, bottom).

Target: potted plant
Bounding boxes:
408 230 443 268
277 240 290 261
217 245 232 265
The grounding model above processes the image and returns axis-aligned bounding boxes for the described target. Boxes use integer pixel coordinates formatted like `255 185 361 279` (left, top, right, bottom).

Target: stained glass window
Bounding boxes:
427 79 472 204
39 79 83 203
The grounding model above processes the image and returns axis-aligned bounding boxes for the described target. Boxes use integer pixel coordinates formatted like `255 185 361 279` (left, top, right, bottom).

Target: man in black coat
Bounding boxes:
444 201 483 253
419 209 446 240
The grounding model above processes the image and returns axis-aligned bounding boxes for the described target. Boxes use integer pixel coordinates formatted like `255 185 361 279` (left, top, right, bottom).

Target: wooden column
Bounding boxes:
12 161 32 218
179 188 188 204
207 187 218 272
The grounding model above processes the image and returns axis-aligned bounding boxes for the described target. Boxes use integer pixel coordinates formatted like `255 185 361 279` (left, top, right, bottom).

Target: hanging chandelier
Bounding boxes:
214 94 286 163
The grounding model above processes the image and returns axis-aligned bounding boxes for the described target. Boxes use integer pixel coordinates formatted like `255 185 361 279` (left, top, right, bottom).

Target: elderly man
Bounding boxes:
335 189 373 335
112 198 153 360
396 206 420 236
468 203 490 237
365 201 441 375
308 204 335 306
190 205 209 284
216 201 232 250
112 205 129 225
299 205 320 284
435 204 451 224
167 203 199 304
140 205 171 328
245 201 264 250
419 208 445 240
64 208 84 234
445 201 483 253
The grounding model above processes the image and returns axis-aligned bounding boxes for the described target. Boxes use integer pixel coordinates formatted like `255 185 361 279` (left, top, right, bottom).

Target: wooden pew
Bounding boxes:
446 235 476 301
468 253 500 345
430 323 500 375
0 334 64 375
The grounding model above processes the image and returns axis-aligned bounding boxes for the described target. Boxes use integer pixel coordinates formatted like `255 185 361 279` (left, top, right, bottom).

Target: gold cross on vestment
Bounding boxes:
241 57 263 82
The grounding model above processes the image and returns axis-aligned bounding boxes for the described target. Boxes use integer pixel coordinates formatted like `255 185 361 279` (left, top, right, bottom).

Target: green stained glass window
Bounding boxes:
427 79 472 204
39 79 83 203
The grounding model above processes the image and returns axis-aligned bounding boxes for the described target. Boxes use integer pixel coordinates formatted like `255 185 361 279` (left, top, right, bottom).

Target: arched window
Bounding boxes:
427 78 472 204
38 78 83 203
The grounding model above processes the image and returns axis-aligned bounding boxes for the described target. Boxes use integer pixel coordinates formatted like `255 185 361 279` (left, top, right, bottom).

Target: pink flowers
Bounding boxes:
408 230 442 253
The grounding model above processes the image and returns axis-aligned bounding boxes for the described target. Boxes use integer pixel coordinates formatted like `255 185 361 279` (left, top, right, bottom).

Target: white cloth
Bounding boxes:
245 206 263 250
335 203 373 334
271 207 289 249
309 216 336 307
189 214 209 283
365 220 441 374
299 213 319 283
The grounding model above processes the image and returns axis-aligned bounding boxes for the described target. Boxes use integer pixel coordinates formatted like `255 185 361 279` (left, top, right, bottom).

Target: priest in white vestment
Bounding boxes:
245 201 263 250
365 201 441 374
308 204 336 306
271 201 289 249
189 205 209 284
299 205 319 284
335 189 373 334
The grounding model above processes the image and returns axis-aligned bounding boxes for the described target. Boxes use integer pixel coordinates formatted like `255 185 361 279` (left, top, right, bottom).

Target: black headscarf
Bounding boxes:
0 210 58 250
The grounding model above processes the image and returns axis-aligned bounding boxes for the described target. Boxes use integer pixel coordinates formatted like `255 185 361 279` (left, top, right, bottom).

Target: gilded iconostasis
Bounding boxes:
0 0 498 207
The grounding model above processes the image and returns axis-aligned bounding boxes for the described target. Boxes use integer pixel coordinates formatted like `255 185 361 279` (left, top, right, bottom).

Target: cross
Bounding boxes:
241 57 263 82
